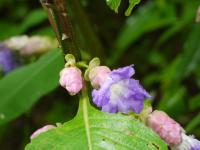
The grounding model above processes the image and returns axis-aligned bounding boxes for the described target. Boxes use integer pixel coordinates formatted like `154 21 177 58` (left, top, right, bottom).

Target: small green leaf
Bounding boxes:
125 0 140 16
26 91 167 150
106 0 121 13
158 86 187 118
0 49 64 125
157 1 198 45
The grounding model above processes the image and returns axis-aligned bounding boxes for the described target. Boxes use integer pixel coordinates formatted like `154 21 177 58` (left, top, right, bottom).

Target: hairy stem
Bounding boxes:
40 0 80 60
80 87 92 150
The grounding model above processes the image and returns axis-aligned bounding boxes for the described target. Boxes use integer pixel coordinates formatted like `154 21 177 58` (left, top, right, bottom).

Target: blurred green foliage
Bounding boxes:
0 49 64 125
0 0 200 149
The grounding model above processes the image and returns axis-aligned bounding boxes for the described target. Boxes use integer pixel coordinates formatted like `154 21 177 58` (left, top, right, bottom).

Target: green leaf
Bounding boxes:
160 25 200 88
26 91 167 150
157 25 200 116
186 113 200 133
189 94 200 111
195 66 200 88
20 9 47 33
157 1 198 46
107 2 176 65
0 9 47 40
157 86 187 118
106 0 121 13
125 0 140 16
0 22 21 40
0 49 64 125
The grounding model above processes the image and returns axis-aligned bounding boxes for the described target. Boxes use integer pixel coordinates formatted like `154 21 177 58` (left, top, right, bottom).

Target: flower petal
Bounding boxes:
109 65 135 81
128 100 144 114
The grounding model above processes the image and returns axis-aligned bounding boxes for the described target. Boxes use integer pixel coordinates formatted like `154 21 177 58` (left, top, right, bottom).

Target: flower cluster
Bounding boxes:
32 55 200 149
5 35 57 56
58 56 151 114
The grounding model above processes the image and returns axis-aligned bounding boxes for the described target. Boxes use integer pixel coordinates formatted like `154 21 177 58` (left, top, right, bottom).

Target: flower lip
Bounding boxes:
109 65 135 82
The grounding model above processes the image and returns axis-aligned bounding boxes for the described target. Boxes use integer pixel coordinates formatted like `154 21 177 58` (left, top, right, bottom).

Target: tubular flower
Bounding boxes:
59 67 83 95
147 110 182 146
0 44 18 74
89 66 111 89
92 65 151 114
171 133 200 150
30 125 56 139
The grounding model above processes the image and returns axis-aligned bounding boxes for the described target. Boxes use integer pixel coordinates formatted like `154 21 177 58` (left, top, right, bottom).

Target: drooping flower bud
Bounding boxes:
89 66 111 89
171 133 200 150
30 125 56 140
59 67 83 95
147 110 182 146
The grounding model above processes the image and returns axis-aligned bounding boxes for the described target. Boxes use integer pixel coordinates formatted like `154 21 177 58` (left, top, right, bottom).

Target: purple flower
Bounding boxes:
92 65 151 114
0 44 17 74
171 133 200 150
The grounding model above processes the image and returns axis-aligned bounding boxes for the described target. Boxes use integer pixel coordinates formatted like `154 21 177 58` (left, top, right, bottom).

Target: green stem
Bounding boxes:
80 88 92 150
76 61 89 68
40 0 80 60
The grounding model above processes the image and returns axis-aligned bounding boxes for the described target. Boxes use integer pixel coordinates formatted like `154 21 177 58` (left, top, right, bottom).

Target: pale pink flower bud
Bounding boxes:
59 67 83 95
30 125 56 139
147 110 182 145
171 133 200 150
89 66 111 89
